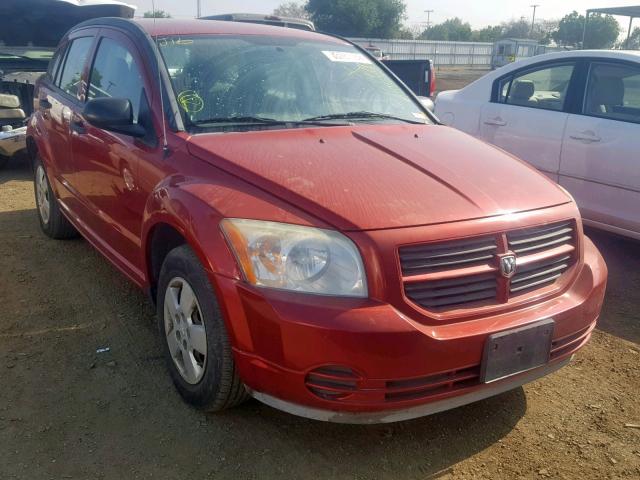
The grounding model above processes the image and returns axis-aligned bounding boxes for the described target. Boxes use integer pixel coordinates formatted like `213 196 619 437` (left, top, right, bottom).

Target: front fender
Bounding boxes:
141 175 242 283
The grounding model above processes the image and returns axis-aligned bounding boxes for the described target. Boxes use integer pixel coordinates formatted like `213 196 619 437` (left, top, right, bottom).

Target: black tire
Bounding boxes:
0 154 8 169
33 156 78 239
157 245 248 411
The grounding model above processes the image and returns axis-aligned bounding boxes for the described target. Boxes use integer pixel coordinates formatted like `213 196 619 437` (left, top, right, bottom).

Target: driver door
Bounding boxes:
69 29 159 280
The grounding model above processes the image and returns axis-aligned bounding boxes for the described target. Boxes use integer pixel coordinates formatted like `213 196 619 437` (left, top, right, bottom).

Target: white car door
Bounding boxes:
560 61 640 238
479 61 577 181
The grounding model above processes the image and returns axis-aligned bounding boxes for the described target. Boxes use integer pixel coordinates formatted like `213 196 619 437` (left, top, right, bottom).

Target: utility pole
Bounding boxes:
197 0 201 18
424 10 434 29
530 4 540 36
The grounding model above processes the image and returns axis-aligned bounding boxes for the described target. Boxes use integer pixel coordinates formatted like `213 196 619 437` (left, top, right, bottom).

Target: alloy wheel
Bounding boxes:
163 277 208 384
35 165 51 225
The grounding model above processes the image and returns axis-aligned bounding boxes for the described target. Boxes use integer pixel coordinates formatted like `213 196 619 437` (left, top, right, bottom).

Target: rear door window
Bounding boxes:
47 44 66 82
584 62 640 124
498 63 575 111
57 37 94 99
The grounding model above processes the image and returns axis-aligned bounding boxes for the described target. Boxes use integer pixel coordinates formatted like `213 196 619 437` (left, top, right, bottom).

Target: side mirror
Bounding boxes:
417 96 435 113
83 97 146 138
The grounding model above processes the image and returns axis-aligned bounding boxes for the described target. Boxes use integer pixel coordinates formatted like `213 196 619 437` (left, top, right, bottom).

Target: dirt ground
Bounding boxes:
434 67 490 93
1 91 639 478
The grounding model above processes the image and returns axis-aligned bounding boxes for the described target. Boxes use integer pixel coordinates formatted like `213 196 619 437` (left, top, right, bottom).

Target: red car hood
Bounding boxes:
187 124 570 231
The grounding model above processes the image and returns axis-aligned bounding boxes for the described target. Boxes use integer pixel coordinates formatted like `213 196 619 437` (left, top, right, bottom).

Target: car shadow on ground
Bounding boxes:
586 227 640 345
210 389 527 478
0 154 30 186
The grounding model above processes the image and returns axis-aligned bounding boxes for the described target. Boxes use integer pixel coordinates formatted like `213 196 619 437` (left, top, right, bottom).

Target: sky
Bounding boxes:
127 0 639 31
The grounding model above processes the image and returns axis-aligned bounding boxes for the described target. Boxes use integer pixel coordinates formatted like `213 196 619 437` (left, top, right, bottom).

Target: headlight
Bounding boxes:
220 219 367 297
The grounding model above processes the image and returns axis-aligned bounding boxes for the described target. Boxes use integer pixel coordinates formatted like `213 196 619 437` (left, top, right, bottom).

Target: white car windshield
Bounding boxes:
157 35 429 131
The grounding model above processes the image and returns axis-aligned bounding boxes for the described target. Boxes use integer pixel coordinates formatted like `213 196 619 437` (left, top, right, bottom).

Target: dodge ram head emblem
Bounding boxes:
499 254 517 278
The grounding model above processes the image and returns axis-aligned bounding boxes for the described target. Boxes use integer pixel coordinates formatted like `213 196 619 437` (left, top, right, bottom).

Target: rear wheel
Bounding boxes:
157 245 248 411
34 157 77 239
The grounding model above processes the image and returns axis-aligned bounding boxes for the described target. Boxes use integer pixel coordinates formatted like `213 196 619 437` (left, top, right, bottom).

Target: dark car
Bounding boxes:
28 18 606 423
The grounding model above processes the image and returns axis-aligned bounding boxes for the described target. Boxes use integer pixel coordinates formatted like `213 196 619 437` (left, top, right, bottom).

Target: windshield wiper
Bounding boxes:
193 116 288 125
302 111 425 124
192 115 349 127
0 51 33 60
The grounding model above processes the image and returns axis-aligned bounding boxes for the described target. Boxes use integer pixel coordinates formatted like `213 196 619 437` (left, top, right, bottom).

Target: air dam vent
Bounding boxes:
385 365 480 402
305 366 360 401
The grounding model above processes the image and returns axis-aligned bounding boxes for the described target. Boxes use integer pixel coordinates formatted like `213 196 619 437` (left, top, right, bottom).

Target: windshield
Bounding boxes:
158 35 430 132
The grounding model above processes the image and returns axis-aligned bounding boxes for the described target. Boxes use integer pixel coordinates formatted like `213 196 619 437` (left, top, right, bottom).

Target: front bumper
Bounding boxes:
214 235 607 422
250 355 573 424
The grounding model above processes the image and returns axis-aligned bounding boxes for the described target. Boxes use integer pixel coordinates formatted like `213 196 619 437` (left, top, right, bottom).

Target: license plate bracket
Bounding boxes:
481 319 554 383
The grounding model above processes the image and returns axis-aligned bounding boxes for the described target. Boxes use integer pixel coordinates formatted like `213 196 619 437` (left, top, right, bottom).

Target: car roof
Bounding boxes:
132 18 341 43
201 13 315 30
512 49 640 66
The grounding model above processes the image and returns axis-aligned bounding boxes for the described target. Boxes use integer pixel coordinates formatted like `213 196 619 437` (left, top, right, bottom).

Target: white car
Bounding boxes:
435 50 640 240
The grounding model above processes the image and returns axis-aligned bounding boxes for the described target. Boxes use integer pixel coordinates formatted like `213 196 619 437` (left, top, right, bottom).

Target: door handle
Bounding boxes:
70 114 87 134
39 98 52 109
569 131 600 143
483 117 507 126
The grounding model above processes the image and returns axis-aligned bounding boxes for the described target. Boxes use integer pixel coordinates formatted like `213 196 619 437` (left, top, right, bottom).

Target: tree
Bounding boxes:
273 2 309 19
395 27 415 39
420 18 472 41
143 10 171 18
306 0 406 38
553 11 619 48
501 18 532 39
471 25 503 42
623 27 640 49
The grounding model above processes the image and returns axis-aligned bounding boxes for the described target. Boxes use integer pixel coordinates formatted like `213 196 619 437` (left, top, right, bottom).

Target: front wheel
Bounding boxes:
157 245 248 411
33 157 78 239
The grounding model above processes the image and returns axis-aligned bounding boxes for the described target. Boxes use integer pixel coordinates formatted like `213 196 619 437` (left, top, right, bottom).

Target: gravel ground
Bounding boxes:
0 143 639 479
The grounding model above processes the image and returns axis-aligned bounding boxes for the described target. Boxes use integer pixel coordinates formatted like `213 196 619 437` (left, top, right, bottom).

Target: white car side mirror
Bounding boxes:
417 96 435 113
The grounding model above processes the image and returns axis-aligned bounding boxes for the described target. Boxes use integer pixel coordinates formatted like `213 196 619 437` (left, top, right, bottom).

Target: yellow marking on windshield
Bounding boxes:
178 90 204 114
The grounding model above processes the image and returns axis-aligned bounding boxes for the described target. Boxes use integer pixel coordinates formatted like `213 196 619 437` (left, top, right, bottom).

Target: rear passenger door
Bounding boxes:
479 61 577 180
39 31 96 209
560 60 640 236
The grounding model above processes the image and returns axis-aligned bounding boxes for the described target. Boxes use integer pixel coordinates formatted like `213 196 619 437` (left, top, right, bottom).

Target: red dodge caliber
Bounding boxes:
28 18 607 423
